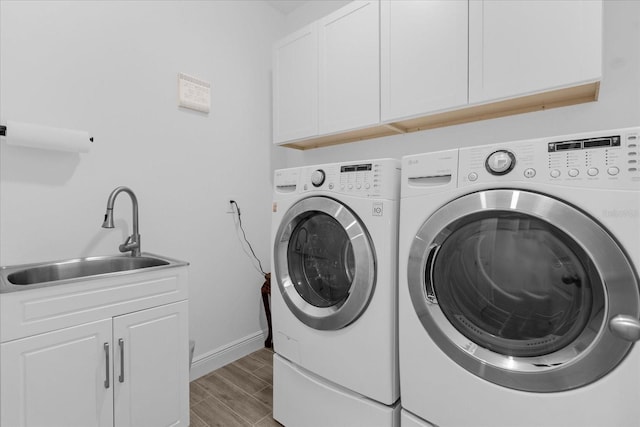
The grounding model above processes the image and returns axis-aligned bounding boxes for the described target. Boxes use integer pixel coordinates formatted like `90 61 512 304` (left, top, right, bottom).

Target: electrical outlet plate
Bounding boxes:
225 197 235 214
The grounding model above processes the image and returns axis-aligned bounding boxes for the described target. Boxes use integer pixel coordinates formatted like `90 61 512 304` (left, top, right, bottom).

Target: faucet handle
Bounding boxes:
118 236 132 253
119 234 141 256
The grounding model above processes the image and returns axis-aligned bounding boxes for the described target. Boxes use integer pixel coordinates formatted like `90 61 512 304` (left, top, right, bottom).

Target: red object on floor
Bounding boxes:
261 273 273 348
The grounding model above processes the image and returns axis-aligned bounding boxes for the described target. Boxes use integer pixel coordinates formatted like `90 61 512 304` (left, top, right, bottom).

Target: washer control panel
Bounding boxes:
308 160 397 197
275 158 400 199
337 163 374 192
459 127 640 190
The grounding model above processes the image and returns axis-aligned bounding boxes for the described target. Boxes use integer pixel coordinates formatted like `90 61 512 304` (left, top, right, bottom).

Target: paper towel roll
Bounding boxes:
3 121 92 152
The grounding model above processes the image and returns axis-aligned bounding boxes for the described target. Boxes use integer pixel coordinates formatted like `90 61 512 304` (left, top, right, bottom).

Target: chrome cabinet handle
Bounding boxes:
609 315 640 342
104 343 110 389
118 338 125 383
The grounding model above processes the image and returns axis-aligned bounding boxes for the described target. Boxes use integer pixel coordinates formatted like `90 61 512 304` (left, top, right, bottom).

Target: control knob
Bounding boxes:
485 150 516 175
311 169 326 187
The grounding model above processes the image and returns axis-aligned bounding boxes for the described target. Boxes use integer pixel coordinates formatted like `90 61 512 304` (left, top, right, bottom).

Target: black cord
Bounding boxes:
230 200 267 276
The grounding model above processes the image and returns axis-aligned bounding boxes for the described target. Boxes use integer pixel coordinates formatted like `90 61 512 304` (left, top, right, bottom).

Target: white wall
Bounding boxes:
0 1 286 377
283 0 640 166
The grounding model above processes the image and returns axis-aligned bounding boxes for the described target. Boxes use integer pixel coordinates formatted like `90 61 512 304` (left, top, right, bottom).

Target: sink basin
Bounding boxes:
7 256 169 285
0 253 187 292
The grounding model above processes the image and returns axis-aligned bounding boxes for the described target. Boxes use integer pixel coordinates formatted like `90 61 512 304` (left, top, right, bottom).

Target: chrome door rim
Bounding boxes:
407 189 639 392
275 196 376 330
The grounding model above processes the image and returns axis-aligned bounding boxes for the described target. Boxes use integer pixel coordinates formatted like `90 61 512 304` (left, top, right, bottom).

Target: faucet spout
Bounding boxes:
102 186 141 257
102 208 115 228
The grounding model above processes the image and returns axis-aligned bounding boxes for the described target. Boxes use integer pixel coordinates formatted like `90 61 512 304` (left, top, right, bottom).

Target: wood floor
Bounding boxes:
190 347 282 427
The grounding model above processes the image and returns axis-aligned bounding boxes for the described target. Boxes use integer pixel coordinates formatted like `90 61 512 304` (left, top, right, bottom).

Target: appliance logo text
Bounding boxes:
372 202 383 217
603 208 639 218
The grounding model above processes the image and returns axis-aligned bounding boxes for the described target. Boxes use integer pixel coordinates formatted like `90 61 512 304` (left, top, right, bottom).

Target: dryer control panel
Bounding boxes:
547 134 624 179
458 127 640 191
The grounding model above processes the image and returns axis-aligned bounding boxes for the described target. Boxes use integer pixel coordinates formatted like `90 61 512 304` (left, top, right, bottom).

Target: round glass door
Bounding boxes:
274 197 376 330
408 189 639 392
287 212 355 308
433 212 598 358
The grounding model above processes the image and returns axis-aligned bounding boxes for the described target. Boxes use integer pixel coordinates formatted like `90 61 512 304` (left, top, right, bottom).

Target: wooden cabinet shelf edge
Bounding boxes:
281 81 600 150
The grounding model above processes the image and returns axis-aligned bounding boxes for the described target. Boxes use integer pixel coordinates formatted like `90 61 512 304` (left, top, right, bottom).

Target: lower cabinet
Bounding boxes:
0 300 189 427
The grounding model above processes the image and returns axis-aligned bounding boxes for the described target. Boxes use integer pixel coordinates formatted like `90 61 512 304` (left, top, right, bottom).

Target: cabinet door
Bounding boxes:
319 0 380 134
469 0 602 104
381 0 468 121
273 23 319 144
0 319 113 427
113 301 189 427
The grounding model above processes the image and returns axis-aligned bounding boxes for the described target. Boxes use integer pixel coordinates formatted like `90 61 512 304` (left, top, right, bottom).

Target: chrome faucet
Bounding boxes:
102 186 141 257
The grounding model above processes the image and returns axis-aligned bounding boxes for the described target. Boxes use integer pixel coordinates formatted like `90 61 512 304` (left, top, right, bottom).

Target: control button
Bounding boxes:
328 183 334 189
568 168 579 177
311 169 326 187
629 144 638 148
365 183 370 189
524 168 536 178
550 169 561 178
608 166 620 176
629 168 638 172
468 172 478 181
340 185 345 190
629 159 638 164
485 150 516 175
587 168 599 176
356 183 362 189
348 184 353 189
630 152 638 156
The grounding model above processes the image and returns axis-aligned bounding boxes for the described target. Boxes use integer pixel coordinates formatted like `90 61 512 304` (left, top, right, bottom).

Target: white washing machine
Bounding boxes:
271 159 401 427
399 127 640 427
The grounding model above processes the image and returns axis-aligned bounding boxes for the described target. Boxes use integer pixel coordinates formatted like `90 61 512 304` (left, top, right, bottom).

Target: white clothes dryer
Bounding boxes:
399 127 640 427
271 159 401 427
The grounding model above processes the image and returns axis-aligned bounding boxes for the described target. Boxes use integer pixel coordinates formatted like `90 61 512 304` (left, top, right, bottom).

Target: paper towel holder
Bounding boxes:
0 125 93 142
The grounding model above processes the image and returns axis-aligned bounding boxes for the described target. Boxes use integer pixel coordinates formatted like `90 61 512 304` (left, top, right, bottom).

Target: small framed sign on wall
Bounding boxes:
178 73 211 113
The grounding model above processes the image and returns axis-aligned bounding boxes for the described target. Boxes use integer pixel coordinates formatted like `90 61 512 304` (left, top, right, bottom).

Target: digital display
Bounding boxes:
341 163 372 172
584 137 620 148
548 135 621 152
556 142 582 151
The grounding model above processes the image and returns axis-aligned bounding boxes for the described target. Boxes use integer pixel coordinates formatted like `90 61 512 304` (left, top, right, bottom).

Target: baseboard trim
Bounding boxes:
190 330 267 381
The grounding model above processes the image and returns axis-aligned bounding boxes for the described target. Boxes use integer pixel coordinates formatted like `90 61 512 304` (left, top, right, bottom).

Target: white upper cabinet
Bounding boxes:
273 23 319 143
381 0 468 122
273 0 603 149
469 0 602 104
318 0 380 135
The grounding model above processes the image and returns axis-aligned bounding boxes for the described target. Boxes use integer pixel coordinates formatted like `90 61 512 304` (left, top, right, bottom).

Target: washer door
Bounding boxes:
274 197 376 330
408 189 640 392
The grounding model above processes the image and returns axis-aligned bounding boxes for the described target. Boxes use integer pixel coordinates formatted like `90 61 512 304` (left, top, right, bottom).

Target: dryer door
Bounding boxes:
408 189 640 392
274 196 376 330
